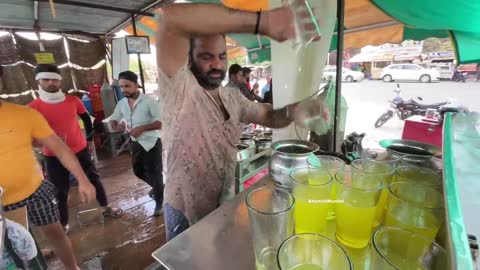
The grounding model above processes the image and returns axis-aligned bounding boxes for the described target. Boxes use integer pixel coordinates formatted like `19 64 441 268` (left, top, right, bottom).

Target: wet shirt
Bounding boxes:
29 96 87 156
226 81 263 102
109 93 162 152
158 64 259 224
0 102 53 205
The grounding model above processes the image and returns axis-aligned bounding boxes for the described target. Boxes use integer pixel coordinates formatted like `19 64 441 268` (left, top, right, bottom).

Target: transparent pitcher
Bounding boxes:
289 0 322 48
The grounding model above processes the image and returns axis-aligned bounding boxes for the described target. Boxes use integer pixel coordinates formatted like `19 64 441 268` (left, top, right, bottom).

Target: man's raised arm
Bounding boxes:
157 3 295 77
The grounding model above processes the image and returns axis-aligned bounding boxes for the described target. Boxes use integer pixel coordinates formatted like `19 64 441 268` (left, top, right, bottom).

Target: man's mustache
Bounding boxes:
207 69 225 77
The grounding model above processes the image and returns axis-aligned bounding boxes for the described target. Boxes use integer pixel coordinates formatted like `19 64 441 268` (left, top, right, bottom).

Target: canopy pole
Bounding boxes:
32 1 45 52
333 0 345 152
131 14 146 94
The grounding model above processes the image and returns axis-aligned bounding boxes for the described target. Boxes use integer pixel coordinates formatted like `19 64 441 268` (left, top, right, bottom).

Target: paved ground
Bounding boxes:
341 80 480 148
35 154 165 270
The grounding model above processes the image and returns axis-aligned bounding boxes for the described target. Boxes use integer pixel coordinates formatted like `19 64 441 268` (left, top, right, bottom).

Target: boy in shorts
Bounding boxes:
0 101 96 270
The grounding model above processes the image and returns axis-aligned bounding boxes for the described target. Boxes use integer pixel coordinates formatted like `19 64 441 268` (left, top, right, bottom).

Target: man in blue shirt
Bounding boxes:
261 76 272 98
109 71 164 216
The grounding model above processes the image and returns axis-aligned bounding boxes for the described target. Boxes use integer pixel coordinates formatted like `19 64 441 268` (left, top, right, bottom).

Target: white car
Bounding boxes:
381 64 440 83
323 67 364 83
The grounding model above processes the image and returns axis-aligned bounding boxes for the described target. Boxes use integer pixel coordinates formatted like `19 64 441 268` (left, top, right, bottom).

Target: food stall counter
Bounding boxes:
443 112 480 270
151 176 273 270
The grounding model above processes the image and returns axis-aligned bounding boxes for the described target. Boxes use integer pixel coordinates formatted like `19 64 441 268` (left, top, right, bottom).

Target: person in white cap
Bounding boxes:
29 64 124 233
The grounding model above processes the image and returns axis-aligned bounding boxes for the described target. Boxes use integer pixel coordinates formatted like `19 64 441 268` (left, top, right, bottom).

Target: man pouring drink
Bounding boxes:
156 2 327 240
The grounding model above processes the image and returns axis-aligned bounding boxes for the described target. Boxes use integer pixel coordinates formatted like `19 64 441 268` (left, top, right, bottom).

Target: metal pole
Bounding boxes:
33 1 45 52
131 14 146 94
333 0 345 152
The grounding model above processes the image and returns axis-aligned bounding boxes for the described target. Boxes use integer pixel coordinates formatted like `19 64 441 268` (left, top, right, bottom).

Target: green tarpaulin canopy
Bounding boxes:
123 0 479 64
196 0 478 64
372 0 480 64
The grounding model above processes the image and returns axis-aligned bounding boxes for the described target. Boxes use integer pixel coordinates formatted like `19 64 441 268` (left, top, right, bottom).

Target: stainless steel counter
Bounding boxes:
152 176 273 270
443 113 480 269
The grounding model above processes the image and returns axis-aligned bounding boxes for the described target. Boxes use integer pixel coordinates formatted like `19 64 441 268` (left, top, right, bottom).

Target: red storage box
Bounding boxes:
402 115 442 148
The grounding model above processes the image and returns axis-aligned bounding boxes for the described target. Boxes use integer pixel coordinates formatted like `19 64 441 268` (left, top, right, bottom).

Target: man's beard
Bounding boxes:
45 86 60 93
123 91 139 99
190 62 225 90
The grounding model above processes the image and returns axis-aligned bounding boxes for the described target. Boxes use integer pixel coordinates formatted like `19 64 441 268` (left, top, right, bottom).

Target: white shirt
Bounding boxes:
109 93 162 151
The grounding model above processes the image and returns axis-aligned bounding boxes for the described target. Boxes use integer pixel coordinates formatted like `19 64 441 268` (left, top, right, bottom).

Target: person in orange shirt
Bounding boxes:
29 64 123 232
0 100 96 270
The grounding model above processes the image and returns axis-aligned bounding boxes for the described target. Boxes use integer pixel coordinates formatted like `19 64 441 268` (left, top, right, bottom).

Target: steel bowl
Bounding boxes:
236 143 251 162
269 140 319 188
254 134 270 142
240 133 254 140
262 130 273 137
256 138 272 155
239 137 256 148
102 120 125 134
252 130 263 136
379 139 441 156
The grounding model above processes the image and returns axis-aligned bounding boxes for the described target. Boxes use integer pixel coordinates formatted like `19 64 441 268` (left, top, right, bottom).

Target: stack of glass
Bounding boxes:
246 148 446 270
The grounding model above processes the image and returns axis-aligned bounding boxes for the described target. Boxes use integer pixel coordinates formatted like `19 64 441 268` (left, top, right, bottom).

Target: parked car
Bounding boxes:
323 66 364 83
381 64 440 83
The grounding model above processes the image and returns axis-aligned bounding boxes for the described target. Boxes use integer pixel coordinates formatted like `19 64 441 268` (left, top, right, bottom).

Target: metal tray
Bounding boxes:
379 139 442 156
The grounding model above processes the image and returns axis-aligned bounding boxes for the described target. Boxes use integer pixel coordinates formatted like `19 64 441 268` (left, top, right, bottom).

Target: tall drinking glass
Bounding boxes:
247 186 295 270
290 168 332 234
385 182 444 240
394 166 442 190
335 172 383 248
289 0 322 48
361 148 402 168
372 227 447 270
277 233 353 270
307 155 345 220
399 154 442 171
351 159 395 228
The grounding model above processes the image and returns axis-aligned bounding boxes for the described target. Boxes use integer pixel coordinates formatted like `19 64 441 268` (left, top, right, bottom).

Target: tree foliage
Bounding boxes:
422 38 453 53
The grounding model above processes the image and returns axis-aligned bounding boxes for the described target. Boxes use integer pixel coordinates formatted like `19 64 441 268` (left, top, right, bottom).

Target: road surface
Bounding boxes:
342 80 479 148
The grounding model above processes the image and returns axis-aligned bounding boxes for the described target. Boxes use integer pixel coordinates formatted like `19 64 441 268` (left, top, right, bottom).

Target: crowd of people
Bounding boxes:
226 64 273 104
0 2 324 269
0 65 164 269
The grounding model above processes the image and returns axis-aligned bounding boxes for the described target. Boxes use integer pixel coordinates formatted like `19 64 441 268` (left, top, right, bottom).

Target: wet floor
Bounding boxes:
32 153 166 270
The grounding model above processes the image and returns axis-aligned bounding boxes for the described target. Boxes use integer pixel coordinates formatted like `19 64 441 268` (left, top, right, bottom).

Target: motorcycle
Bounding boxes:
374 84 450 128
452 69 468 82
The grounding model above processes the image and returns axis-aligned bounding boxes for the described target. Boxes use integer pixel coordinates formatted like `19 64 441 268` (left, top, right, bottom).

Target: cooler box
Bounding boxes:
402 115 442 148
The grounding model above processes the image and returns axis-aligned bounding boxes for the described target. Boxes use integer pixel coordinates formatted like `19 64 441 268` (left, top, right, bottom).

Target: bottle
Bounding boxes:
111 80 125 102
82 94 93 115
100 82 116 118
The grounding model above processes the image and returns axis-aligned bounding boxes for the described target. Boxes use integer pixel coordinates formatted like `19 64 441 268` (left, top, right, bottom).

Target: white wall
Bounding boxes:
112 37 130 80
270 0 337 141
